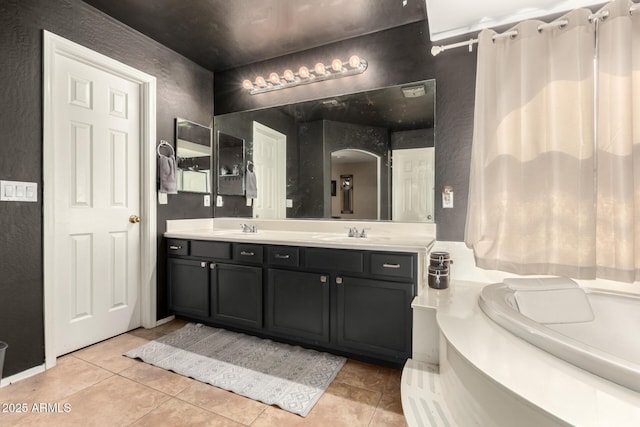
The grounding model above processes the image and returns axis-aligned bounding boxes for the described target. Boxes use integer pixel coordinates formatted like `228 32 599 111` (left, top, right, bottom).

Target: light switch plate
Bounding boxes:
204 194 211 207
1 180 38 202
158 192 168 205
286 199 293 208
216 195 223 207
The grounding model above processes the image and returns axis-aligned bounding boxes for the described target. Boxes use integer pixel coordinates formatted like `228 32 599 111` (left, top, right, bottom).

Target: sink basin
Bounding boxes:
311 233 391 241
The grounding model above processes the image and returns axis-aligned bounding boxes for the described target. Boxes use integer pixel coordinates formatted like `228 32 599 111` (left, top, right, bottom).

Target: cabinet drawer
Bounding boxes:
167 239 189 256
370 253 414 279
233 243 264 264
305 248 363 273
191 240 231 259
267 246 299 267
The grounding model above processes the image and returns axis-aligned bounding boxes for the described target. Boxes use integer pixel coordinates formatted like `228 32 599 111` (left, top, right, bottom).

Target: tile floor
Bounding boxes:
0 320 407 426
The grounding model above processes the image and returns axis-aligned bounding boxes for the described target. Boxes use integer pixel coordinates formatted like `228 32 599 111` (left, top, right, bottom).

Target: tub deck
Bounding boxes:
403 281 640 427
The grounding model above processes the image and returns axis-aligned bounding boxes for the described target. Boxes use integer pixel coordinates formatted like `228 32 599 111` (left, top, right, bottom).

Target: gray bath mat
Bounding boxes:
124 323 345 417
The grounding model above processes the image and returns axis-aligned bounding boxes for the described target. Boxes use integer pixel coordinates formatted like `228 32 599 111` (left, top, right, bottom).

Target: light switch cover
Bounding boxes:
1 180 38 202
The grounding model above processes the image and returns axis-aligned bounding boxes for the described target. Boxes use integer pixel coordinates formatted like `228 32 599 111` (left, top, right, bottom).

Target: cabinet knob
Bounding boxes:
200 262 207 268
336 277 343 285
210 263 216 269
320 275 327 283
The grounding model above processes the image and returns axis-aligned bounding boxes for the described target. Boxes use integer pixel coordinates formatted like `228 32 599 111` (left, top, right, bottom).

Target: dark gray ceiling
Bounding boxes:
82 0 427 71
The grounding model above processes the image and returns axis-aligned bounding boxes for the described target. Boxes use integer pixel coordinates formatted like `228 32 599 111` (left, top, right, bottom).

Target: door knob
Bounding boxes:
129 215 141 224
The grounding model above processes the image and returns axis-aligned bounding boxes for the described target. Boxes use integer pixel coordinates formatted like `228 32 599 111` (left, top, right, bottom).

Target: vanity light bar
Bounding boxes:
242 55 368 95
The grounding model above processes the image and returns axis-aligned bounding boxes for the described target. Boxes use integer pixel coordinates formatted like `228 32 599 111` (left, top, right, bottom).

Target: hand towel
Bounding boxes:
158 153 178 194
514 288 594 324
246 169 257 199
504 277 577 291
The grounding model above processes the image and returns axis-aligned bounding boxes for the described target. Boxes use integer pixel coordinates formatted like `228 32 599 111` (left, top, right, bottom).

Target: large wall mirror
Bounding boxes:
176 118 212 193
214 79 435 222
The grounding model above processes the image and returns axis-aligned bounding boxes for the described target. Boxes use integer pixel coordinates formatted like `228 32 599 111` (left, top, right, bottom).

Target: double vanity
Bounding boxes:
164 218 435 367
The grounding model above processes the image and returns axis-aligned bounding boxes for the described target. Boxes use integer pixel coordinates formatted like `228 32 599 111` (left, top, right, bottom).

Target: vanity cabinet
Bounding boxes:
211 263 263 330
334 276 413 360
266 269 330 344
166 238 417 366
167 257 210 318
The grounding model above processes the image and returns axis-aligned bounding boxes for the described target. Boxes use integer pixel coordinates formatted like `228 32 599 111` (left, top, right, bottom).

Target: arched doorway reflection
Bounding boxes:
330 149 380 219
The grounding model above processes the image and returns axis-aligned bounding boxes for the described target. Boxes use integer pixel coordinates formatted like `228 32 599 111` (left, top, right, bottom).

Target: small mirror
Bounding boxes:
176 118 212 193
217 131 245 195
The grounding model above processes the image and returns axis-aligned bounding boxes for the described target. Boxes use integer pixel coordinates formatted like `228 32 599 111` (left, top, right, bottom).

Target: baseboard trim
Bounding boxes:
154 315 175 327
0 364 46 388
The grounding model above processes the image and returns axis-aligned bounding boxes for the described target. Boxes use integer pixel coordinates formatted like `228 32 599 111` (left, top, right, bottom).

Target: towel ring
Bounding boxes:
157 140 175 157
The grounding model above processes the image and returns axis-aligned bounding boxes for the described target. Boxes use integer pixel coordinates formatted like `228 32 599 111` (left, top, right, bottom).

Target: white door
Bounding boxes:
252 122 286 219
392 147 435 222
51 53 142 355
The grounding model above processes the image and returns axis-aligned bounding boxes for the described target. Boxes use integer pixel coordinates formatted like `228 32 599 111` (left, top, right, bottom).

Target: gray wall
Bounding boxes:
0 0 213 377
214 21 477 242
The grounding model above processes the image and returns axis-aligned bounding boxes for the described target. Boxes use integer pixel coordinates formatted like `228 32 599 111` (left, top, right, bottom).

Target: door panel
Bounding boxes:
53 54 142 355
252 122 286 219
335 276 413 360
211 263 263 329
392 147 434 222
266 269 330 343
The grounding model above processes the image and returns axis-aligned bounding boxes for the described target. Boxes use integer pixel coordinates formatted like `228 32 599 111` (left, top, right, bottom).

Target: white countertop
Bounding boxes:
164 218 436 253
424 281 640 427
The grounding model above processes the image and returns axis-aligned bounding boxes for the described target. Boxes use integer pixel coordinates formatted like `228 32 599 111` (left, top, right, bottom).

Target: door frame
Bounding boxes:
42 31 157 369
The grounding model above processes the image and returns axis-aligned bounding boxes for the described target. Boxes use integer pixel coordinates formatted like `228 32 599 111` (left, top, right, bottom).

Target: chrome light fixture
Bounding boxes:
242 55 368 95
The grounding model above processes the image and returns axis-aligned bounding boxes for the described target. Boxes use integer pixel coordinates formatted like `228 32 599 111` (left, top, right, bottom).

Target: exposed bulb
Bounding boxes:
283 69 295 81
298 66 310 79
242 79 254 90
314 62 326 75
269 72 281 85
255 76 266 87
348 55 360 68
331 58 343 72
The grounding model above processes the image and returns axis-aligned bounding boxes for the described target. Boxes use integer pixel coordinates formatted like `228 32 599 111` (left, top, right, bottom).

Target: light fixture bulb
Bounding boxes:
331 59 343 72
314 62 326 75
298 66 310 79
242 79 254 90
255 76 266 87
283 69 295 81
269 72 280 85
348 55 360 68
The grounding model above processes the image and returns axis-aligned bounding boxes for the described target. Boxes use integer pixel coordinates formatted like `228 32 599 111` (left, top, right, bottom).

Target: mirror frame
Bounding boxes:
175 117 212 194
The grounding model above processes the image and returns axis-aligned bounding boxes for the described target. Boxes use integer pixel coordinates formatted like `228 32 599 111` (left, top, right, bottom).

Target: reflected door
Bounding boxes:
392 147 434 221
52 52 142 355
252 122 286 219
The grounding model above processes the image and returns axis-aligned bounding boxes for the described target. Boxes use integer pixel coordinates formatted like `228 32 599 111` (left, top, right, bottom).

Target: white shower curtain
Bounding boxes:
466 0 640 282
595 0 640 282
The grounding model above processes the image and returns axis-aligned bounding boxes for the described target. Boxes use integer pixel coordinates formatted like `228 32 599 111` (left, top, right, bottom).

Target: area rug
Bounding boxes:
124 323 345 417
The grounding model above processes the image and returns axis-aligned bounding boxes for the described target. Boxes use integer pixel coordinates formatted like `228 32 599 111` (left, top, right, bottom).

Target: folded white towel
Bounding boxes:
504 277 577 291
514 288 594 324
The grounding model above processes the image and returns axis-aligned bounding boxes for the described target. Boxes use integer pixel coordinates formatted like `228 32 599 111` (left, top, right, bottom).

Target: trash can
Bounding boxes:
0 341 7 380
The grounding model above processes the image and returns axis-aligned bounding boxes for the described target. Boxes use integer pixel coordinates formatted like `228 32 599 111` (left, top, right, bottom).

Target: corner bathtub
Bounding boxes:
479 283 640 393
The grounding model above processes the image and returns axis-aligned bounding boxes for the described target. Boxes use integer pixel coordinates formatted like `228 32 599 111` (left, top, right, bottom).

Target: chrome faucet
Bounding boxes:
240 223 257 233
347 227 368 238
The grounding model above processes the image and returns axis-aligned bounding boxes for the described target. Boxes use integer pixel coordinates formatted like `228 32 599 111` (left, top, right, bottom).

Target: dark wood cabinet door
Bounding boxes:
267 269 330 343
167 258 210 318
335 276 413 361
211 263 263 329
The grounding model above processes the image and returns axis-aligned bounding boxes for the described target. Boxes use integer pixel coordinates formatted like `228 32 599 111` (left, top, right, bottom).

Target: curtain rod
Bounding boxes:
431 3 638 57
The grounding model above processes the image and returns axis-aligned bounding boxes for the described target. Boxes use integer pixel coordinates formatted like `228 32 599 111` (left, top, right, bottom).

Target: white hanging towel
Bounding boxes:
246 169 257 199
